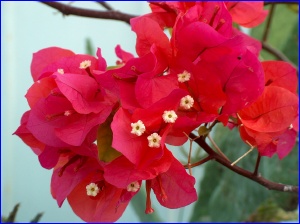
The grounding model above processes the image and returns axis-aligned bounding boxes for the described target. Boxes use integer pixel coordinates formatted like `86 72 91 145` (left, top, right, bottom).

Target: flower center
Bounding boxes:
147 133 162 148
131 120 146 136
162 110 178 123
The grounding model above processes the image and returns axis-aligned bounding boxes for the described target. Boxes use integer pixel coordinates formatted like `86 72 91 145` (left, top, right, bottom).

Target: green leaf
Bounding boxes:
251 4 298 66
97 116 122 162
30 212 44 223
246 199 298 222
85 38 94 55
287 4 299 13
5 203 20 222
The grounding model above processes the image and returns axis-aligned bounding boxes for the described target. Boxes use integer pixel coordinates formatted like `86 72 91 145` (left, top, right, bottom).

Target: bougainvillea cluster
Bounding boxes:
14 2 298 222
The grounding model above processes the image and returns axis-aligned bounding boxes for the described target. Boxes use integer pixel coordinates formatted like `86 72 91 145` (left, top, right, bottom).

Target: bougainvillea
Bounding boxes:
14 1 298 222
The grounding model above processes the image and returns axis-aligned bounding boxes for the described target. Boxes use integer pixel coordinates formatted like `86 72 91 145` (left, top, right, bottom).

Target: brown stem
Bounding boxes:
95 1 114 11
253 154 261 176
262 4 276 42
184 156 213 169
40 2 137 24
262 42 297 69
208 120 219 131
190 133 298 193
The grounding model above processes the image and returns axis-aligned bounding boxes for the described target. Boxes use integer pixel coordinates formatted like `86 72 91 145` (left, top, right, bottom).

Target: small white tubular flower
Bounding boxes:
131 120 146 136
86 183 99 197
177 70 191 83
64 110 72 116
79 60 91 69
147 133 162 148
162 110 178 123
57 68 64 74
127 181 140 192
180 95 194 109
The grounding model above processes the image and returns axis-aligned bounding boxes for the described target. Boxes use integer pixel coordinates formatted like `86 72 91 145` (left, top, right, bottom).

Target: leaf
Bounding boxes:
30 212 44 223
287 4 299 13
246 199 298 222
85 38 94 55
251 4 298 65
5 203 20 222
97 116 122 163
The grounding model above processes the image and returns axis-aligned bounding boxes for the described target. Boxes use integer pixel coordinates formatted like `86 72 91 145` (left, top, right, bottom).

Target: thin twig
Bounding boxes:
262 4 276 42
40 2 137 24
190 133 299 193
184 156 213 169
208 120 218 131
253 154 261 176
207 134 230 162
262 42 297 68
231 145 254 166
95 1 114 11
183 132 199 175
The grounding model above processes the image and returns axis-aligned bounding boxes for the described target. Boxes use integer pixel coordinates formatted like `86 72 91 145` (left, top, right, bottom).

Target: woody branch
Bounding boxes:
189 133 299 194
40 2 137 24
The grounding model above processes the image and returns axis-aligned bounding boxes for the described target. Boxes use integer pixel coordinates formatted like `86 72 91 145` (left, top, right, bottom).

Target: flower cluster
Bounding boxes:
14 2 298 222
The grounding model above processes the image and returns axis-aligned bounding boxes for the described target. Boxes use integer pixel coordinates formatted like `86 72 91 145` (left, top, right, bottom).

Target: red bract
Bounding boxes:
67 172 133 222
262 61 298 93
104 149 197 212
131 16 171 58
30 47 74 81
103 147 173 188
99 45 178 109
238 61 298 159
149 157 197 209
226 2 268 28
239 86 298 133
51 154 136 222
111 89 191 167
240 125 297 159
197 36 265 116
115 44 135 65
14 110 45 156
22 47 118 147
51 153 100 207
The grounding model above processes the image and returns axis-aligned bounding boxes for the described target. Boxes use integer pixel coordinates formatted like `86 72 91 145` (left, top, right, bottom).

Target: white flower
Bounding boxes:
162 110 178 123
57 68 64 74
180 95 194 109
131 120 146 136
177 70 191 83
86 183 99 197
79 60 91 69
127 181 140 192
147 133 162 148
64 110 72 116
